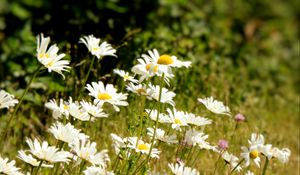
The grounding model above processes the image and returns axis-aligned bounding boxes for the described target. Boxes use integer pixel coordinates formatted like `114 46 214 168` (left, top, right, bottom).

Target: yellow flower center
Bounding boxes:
97 93 112 100
92 47 99 51
174 118 182 125
146 63 158 73
38 53 50 59
250 150 259 159
123 75 130 80
137 88 146 94
63 105 68 110
80 152 90 159
157 55 173 65
137 143 149 151
46 61 54 67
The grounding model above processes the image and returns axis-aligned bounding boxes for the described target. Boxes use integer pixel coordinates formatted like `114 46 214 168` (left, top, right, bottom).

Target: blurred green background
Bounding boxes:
0 0 299 174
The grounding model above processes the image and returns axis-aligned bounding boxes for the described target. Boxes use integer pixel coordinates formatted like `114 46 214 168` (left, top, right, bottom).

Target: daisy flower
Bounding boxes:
127 137 160 158
86 81 128 112
0 156 23 175
147 127 178 144
45 98 72 119
0 90 18 109
186 113 212 127
168 162 199 175
26 138 72 163
131 54 174 83
248 133 265 147
49 122 89 145
258 144 273 160
17 150 53 167
184 129 212 150
198 96 231 116
80 100 108 119
126 83 152 96
113 69 138 83
146 49 191 68
79 35 117 59
110 134 129 155
71 140 110 167
36 34 70 78
68 102 91 121
146 109 171 123
272 147 291 163
165 108 188 130
148 84 176 106
240 145 261 167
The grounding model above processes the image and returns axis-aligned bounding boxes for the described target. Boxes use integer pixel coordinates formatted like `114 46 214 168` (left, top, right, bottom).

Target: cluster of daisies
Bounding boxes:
0 33 291 175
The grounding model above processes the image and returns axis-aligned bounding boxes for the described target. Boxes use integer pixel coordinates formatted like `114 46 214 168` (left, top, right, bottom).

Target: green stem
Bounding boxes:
112 156 120 172
213 151 223 175
185 146 195 165
132 158 147 174
1 65 42 147
81 56 96 92
35 160 44 175
78 160 86 175
191 149 201 167
262 157 269 175
53 141 65 175
30 165 34 174
230 158 244 174
146 73 164 161
131 74 165 174
136 96 146 146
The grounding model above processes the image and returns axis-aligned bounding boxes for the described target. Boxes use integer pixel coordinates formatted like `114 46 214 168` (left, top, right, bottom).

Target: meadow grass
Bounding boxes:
0 38 298 174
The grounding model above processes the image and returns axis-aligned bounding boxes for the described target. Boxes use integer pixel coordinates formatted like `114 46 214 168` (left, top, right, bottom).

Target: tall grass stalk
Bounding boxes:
81 56 96 93
262 157 269 175
35 160 44 175
0 65 42 147
133 74 164 173
146 73 164 160
230 158 244 174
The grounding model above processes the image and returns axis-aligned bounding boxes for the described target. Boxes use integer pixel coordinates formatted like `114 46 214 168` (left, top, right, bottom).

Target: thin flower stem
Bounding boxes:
191 149 201 167
129 153 142 174
53 141 65 175
133 74 165 174
146 73 164 160
221 161 227 173
132 158 147 174
120 80 125 92
126 158 134 175
230 158 244 174
179 143 188 160
112 155 120 172
136 96 146 146
262 156 269 175
213 152 223 175
81 56 96 93
78 160 86 175
30 165 34 174
35 160 44 175
1 64 42 147
186 146 195 165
